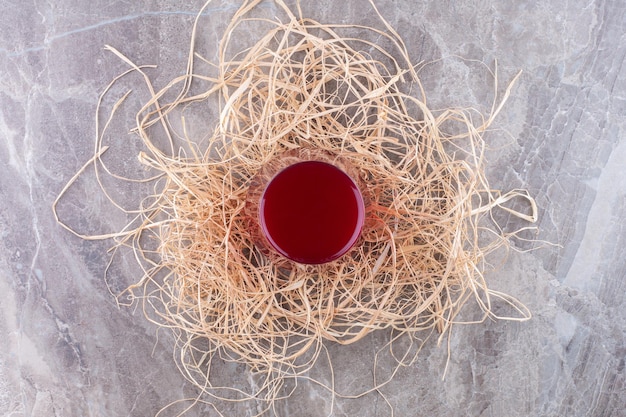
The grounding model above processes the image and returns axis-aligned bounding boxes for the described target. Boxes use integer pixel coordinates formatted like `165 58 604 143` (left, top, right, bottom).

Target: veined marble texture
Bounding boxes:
1 0 624 416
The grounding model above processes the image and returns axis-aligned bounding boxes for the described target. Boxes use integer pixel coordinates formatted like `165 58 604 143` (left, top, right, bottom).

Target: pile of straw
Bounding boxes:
55 0 537 412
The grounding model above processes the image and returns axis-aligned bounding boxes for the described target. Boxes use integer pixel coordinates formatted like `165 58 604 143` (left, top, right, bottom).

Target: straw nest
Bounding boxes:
55 0 538 412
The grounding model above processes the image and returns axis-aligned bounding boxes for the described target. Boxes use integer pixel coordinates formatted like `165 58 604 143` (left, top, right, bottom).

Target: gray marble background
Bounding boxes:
1 0 625 416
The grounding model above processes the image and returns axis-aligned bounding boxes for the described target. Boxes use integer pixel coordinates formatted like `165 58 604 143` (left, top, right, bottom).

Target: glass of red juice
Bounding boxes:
245 148 366 265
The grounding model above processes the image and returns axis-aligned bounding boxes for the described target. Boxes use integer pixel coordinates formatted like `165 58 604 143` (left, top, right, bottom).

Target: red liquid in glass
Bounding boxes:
260 161 365 264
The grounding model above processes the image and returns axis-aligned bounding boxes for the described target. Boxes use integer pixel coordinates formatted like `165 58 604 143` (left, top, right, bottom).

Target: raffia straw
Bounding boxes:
54 0 538 414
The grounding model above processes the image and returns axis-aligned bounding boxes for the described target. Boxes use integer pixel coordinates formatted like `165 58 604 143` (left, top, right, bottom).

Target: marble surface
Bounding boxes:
1 0 625 416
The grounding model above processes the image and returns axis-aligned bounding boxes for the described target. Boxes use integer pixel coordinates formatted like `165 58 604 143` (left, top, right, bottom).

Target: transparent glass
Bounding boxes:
245 148 367 265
